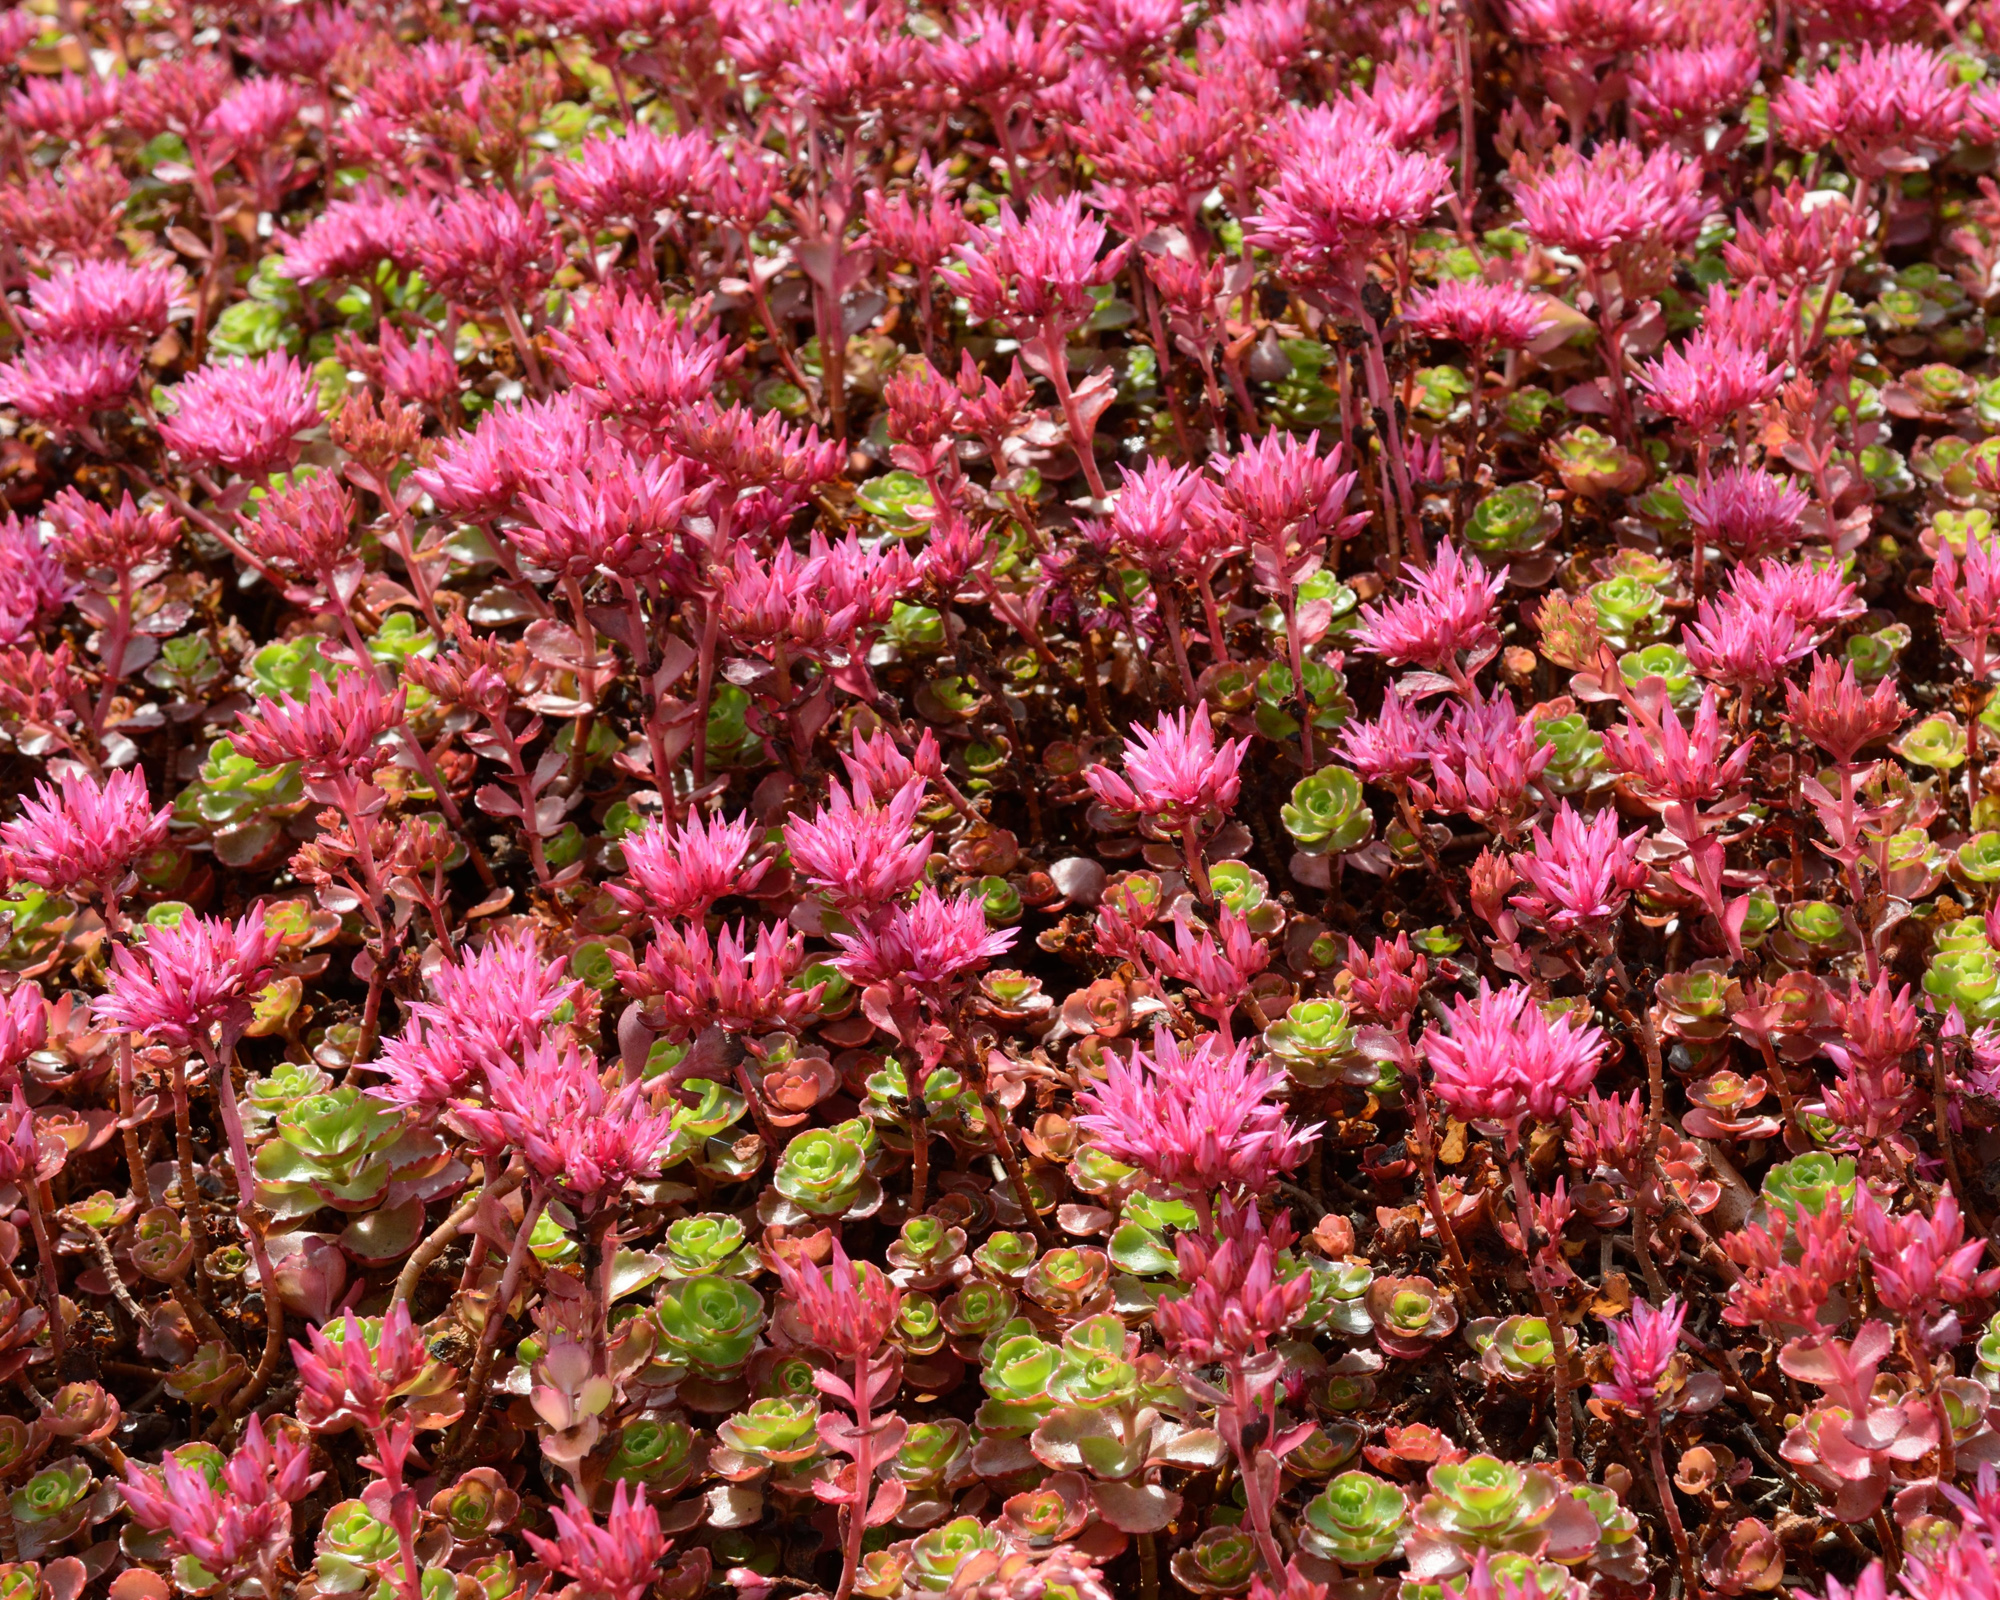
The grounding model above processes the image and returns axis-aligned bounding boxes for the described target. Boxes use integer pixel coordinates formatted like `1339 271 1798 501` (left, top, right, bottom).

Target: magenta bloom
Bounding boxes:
21 259 186 345
1338 683 1445 786
410 392 595 522
1730 559 1863 635
956 193 1132 337
1630 43 1760 140
783 777 931 916
278 193 422 287
453 1038 671 1198
1683 466 1809 562
1207 430 1358 555
414 188 557 310
0 335 142 438
158 352 322 478
1403 280 1551 352
551 123 719 230
1075 1025 1319 1203
0 516 76 645
1635 331 1786 433
1085 704 1248 830
524 1482 670 1600
292 1300 428 1435
1771 43 1967 178
1855 1186 2000 1345
0 766 169 908
1786 655 1908 766
47 489 181 575
120 1415 320 1587
1249 136 1452 289
1515 140 1705 263
94 908 281 1050
1419 689 1553 840
829 886 1017 993
1354 540 1505 680
1594 1296 1687 1418
614 919 819 1037
1602 685 1754 809
1154 1202 1312 1359
1510 803 1648 941
1918 536 2000 679
612 810 768 923
769 1237 901 1365
0 985 46 1081
1681 591 1819 691
233 671 406 783
1105 457 1219 577
1425 981 1607 1148
515 438 693 582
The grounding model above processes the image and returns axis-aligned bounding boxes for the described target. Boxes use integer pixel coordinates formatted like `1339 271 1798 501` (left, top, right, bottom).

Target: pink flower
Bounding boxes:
205 77 304 157
1683 466 1809 562
1823 975 1923 1148
1104 458 1219 577
94 908 281 1050
412 926 581 1072
1075 1025 1319 1202
1425 981 1607 1148
784 777 930 915
613 919 819 1037
1700 281 1799 350
1724 183 1868 291
549 288 739 441
840 726 945 804
1510 803 1648 940
158 353 323 478
524 1482 670 1600
232 671 406 782
1206 430 1359 556
292 1301 428 1435
955 193 1132 337
1681 591 1819 691
1602 685 1753 809
515 438 693 582
120 1416 320 1586
665 398 845 500
1355 540 1505 679
1345 933 1429 1026
1594 1296 1687 1417
373 323 460 409
453 1038 671 1197
278 193 422 287
1403 280 1551 352
769 1237 901 1365
1635 331 1786 432
864 156 973 274
21 259 186 345
1418 689 1553 840
1505 0 1668 52
46 489 180 575
1515 140 1706 263
1337 683 1445 786
1730 558 1863 635
414 188 557 309
0 335 142 438
549 123 719 229
829 886 1017 993
1771 43 1966 178
410 392 595 522
1786 655 1908 765
1630 43 1760 140
1154 1200 1312 1358
1917 536 2000 679
248 472 356 582
1085 704 1248 830
612 810 768 924
0 986 46 1081
1145 908 1272 1035
9 71 121 143
1249 137 1451 289
0 516 76 644
1856 1187 2000 1345
0 767 169 908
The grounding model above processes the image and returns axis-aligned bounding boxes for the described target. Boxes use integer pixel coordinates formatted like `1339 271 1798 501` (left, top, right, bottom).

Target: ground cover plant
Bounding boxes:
14 2 2000 1600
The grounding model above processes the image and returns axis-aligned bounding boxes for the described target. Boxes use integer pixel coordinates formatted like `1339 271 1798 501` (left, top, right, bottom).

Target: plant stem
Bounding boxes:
1507 1148 1576 1465
1648 1421 1700 1597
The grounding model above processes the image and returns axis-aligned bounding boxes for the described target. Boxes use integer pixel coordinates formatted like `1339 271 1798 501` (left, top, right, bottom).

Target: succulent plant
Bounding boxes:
1171 1526 1262 1594
771 1121 880 1218
253 1087 448 1219
1263 998 1362 1087
902 1516 1005 1592
660 1214 757 1278
1367 1276 1459 1359
1300 1471 1410 1567
1282 766 1374 853
1465 482 1562 556
654 1276 766 1378
1760 1153 1857 1222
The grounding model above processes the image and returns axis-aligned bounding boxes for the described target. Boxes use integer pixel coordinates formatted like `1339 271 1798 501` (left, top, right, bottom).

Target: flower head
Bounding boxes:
120 1416 320 1585
0 985 46 1081
1249 136 1451 289
292 1300 428 1435
1338 683 1445 786
769 1237 901 1365
1515 140 1706 263
1084 704 1248 830
1681 591 1819 691
1425 981 1607 1147
21 259 185 345
612 810 769 923
1636 332 1786 433
1630 43 1760 140
828 886 1018 994
955 193 1132 336
613 919 819 1037
46 489 180 576
1104 457 1219 577
783 777 931 916
1154 1200 1312 1357
453 1038 671 1198
1355 540 1505 678
1772 43 1966 178
94 908 281 1050
523 1482 670 1600
1683 466 1809 562
0 516 76 644
1510 803 1648 941
279 193 423 286
0 767 169 908
1786 655 1908 765
1594 1296 1687 1418
232 671 406 782
0 335 141 438
1730 558 1863 635
1918 536 2000 679
1418 689 1553 841
414 188 557 309
1075 1025 1319 1201
1403 280 1552 352
158 353 322 478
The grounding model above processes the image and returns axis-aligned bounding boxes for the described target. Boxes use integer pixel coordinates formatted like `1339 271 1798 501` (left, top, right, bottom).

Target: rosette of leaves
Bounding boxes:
942 1281 1018 1350
308 1499 402 1596
886 1215 969 1289
167 1342 249 1408
1302 1258 1376 1339
973 1230 1040 1281
1533 712 1609 796
252 1087 449 1219
1925 917 2000 1021
975 1329 1069 1435
1109 1192 1200 1282
894 1293 948 1357
1263 998 1362 1088
660 1214 757 1279
1977 1311 2000 1393
601 1414 699 1494
1548 427 1646 499
1172 1526 1261 1594
1282 767 1373 854
1571 1484 1650 1584
1895 713 1968 772
172 736 308 869
661 1077 748 1168
1588 575 1666 652
1408 1455 1598 1570
865 1058 973 1143
1760 1153 1856 1223
1254 659 1353 742
1465 482 1561 557
243 1060 335 1135
1366 1276 1459 1359
428 1469 520 1543
654 1276 766 1379
1299 1471 1410 1567
1469 1316 1556 1384
130 1207 195 1283
1208 861 1285 937
10 1459 92 1560
712 1396 823 1478
1022 1247 1113 1317
887 1421 976 1528
902 1517 1004 1594
1653 964 1742 1042
768 1120 882 1221
1620 644 1698 705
